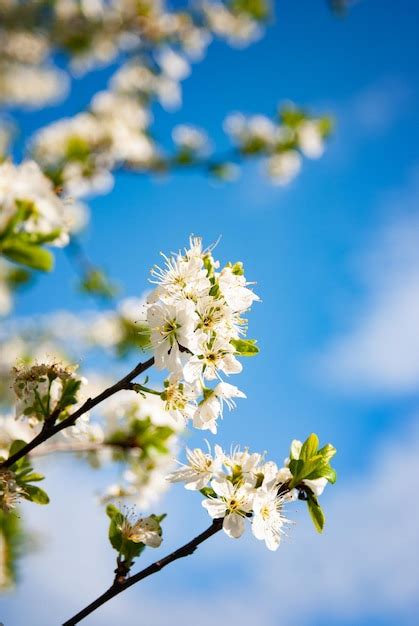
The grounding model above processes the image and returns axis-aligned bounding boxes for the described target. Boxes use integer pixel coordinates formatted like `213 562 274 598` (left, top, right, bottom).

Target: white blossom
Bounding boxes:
166 444 223 490
193 382 246 434
0 161 75 245
202 478 253 538
297 120 325 159
267 151 302 185
145 236 258 432
118 509 162 548
251 489 290 551
147 300 198 374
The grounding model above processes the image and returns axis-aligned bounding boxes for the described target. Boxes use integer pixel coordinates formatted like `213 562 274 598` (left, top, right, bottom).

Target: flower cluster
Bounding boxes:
168 434 336 550
172 124 211 159
12 361 86 425
31 88 160 198
146 237 259 433
224 103 333 185
0 161 81 244
0 160 86 272
167 444 292 551
98 390 180 509
0 28 68 108
0 0 269 107
203 1 266 47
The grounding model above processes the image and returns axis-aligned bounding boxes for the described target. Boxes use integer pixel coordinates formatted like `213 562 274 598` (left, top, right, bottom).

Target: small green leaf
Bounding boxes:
23 485 50 505
107 505 124 552
19 472 45 483
8 440 27 459
231 338 260 357
306 492 325 533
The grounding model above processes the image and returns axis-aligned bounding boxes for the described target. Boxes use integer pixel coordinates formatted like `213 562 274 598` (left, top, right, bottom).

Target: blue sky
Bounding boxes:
2 1 419 624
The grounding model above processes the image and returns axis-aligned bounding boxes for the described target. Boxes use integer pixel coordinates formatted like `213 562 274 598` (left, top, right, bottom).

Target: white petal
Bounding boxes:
303 477 328 496
184 475 210 490
215 382 246 399
265 527 281 551
223 513 245 538
211 478 234 499
202 498 226 519
251 515 266 541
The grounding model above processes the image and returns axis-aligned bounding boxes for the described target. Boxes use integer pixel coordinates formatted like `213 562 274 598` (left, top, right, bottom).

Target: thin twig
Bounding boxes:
1 357 154 469
62 518 224 626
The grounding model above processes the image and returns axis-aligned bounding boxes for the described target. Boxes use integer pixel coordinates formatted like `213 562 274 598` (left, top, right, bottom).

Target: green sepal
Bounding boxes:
200 487 217 498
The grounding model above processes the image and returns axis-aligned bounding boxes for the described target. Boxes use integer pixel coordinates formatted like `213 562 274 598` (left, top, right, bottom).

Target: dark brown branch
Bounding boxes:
1 357 154 469
62 518 223 626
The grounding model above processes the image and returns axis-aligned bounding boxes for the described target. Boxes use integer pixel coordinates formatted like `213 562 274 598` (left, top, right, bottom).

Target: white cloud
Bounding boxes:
350 76 411 135
316 168 419 394
3 421 419 625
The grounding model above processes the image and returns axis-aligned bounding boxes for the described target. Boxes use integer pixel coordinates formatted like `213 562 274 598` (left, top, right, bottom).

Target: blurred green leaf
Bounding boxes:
1 239 54 271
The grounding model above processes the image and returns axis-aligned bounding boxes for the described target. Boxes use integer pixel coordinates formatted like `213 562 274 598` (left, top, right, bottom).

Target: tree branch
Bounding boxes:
62 518 224 626
1 357 155 469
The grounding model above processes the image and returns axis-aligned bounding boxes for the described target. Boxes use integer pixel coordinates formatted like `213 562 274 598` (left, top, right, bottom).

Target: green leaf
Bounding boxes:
79 268 118 300
231 338 260 357
57 378 82 415
0 201 32 241
2 239 54 271
23 485 50 505
288 458 304 480
306 492 325 533
19 472 45 483
231 0 270 20
289 454 327 488
6 266 32 289
106 505 146 561
318 116 334 138
304 464 337 484
317 443 337 463
8 440 27 459
120 538 145 562
300 433 319 461
106 504 124 552
280 105 306 127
